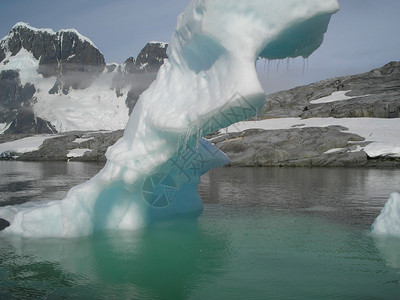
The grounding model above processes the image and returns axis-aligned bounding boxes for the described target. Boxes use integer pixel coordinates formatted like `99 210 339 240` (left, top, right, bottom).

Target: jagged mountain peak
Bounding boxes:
122 56 136 73
136 42 168 72
116 42 168 74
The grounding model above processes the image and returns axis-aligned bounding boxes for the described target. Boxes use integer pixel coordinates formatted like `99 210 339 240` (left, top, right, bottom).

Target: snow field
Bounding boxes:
226 117 400 158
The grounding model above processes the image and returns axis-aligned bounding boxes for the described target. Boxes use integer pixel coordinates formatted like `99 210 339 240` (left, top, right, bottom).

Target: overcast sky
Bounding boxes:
0 0 399 93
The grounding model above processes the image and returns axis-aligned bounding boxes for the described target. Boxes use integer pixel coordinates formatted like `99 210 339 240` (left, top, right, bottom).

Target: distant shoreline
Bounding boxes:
0 128 399 168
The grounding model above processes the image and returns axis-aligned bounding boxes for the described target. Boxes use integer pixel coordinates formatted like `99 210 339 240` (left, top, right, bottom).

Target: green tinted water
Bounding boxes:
1 166 400 299
1 209 399 299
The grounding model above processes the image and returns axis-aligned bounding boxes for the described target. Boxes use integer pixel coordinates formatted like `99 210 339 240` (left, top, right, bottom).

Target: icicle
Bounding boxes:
302 57 309 76
263 58 267 75
306 57 309 72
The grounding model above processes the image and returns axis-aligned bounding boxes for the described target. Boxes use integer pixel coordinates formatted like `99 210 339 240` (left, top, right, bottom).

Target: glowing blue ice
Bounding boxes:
0 0 339 237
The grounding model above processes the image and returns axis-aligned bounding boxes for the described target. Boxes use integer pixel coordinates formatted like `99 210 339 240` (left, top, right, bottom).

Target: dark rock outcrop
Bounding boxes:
0 48 5 63
211 126 374 167
18 130 123 161
0 70 56 134
263 61 400 119
112 42 168 113
135 42 168 73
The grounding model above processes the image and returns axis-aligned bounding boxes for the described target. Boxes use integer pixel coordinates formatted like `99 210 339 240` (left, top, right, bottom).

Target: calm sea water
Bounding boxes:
1 162 400 299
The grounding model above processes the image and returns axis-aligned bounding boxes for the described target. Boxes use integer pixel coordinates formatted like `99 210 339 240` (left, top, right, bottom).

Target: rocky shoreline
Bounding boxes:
1 124 399 168
0 130 123 161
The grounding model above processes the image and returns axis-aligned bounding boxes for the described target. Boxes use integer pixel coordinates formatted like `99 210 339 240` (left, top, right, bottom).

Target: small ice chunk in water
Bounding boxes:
371 193 400 238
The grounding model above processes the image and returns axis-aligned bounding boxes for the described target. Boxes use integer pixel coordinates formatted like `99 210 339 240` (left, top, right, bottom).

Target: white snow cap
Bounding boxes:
11 22 56 35
149 41 168 48
3 22 97 48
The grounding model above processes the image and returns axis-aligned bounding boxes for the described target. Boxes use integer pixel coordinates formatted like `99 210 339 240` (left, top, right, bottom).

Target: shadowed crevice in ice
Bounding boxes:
0 218 10 231
259 13 334 60
0 0 339 237
182 34 226 74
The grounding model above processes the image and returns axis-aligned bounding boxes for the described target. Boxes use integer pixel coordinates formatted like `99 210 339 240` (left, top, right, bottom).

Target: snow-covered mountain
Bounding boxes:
0 22 167 134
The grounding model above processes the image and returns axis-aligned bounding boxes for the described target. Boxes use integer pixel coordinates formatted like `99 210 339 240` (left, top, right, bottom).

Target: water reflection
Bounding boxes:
199 167 400 228
1 205 399 298
373 235 400 269
0 161 104 206
1 162 399 229
0 218 230 299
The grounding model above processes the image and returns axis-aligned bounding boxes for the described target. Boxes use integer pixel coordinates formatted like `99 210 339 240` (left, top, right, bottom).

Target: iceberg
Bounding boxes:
0 0 339 237
371 193 400 238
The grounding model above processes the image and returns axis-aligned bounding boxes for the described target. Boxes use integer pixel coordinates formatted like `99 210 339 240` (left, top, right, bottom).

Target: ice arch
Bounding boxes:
0 0 339 237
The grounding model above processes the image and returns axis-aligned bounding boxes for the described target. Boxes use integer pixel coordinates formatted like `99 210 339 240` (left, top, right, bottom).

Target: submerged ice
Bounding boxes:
0 0 339 237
